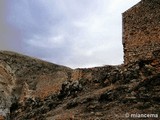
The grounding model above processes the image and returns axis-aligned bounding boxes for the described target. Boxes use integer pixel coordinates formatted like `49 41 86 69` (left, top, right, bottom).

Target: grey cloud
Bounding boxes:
0 0 140 68
0 0 23 51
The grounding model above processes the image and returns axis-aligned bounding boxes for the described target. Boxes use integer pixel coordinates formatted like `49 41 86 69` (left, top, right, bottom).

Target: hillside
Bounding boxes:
0 50 160 120
0 51 72 119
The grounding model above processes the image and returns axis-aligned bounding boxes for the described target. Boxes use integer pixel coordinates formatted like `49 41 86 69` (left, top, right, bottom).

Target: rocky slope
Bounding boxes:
0 51 72 119
0 50 160 120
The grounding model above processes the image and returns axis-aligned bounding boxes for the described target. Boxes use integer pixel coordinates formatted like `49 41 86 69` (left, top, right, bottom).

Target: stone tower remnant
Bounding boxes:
123 0 160 64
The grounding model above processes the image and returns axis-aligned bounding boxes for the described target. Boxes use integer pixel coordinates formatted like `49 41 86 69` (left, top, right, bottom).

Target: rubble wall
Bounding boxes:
123 0 160 64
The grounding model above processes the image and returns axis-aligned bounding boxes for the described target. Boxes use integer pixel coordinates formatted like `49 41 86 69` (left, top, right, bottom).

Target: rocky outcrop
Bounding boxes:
5 55 160 120
0 50 159 119
0 51 72 119
0 61 16 118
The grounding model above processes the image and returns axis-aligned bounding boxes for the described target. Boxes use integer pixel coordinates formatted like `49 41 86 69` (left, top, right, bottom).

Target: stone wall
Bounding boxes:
123 0 160 64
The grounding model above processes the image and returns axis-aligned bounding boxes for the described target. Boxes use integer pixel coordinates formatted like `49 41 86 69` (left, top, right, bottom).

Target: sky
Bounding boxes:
0 0 140 68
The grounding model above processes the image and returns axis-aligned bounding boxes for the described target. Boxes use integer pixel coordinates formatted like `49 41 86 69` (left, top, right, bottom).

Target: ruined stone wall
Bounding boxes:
123 0 160 64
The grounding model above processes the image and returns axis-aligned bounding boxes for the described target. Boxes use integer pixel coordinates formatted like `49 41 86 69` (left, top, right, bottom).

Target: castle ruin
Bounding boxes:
123 0 160 64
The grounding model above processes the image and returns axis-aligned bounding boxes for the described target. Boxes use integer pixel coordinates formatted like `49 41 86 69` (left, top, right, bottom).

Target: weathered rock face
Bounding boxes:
0 61 16 118
123 0 160 64
0 51 72 119
6 56 160 120
0 50 160 119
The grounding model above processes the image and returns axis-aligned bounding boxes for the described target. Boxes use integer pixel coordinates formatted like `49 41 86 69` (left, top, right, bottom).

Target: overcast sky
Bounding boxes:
0 0 140 68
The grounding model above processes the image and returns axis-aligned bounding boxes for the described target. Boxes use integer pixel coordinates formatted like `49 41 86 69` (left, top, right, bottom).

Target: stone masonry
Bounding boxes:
123 0 160 64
